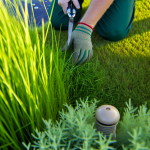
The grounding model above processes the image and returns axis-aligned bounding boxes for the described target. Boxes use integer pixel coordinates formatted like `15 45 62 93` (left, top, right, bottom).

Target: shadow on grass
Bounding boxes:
126 17 150 37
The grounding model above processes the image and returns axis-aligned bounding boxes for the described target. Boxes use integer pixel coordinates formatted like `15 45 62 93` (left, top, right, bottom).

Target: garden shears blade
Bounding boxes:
67 0 76 46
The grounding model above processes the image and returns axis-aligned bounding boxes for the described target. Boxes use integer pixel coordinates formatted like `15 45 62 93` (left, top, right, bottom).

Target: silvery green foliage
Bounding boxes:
22 97 150 149
113 98 150 150
122 127 150 150
22 97 116 149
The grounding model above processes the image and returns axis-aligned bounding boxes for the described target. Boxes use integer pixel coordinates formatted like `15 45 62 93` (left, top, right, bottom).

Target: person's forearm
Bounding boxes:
80 0 114 28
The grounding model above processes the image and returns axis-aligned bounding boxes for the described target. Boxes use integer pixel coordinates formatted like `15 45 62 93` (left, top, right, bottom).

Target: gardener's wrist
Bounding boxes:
74 22 94 37
78 22 94 32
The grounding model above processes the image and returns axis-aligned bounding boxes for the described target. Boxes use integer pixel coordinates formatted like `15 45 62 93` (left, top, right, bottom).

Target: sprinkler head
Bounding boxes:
95 104 120 140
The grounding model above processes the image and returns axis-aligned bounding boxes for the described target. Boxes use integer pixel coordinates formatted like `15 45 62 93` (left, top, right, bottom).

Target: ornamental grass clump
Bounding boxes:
0 0 78 149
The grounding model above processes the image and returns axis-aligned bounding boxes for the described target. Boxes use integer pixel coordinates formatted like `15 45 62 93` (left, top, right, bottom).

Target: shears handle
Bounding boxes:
67 0 76 18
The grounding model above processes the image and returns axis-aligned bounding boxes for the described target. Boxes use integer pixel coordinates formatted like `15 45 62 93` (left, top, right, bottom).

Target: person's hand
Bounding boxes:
58 0 80 15
62 23 93 65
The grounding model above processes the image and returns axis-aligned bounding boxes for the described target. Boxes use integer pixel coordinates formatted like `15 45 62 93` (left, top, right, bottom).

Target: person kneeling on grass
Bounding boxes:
48 0 135 65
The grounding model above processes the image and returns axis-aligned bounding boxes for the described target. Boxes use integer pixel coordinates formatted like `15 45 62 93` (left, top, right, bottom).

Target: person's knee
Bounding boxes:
103 29 129 41
96 24 131 41
51 22 64 31
51 21 68 31
51 18 68 31
105 27 131 41
50 11 68 30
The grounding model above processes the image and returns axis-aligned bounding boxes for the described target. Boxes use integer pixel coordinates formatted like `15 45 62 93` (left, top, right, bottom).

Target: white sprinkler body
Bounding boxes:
95 105 120 140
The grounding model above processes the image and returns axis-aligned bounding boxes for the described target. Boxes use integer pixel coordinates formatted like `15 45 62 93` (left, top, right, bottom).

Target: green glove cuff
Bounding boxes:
74 22 93 37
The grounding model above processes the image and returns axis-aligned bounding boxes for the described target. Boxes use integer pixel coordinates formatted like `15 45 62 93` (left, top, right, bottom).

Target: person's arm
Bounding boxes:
80 0 114 28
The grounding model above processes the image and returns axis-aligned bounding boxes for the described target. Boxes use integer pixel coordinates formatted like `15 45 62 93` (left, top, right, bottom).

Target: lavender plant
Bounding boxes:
22 98 150 150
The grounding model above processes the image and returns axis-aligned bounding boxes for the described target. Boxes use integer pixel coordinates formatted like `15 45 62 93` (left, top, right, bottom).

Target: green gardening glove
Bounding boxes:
62 22 93 65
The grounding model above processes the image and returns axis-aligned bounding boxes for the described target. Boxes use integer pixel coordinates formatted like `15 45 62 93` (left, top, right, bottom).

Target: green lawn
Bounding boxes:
0 0 150 149
42 0 150 136
45 0 150 122
24 0 150 138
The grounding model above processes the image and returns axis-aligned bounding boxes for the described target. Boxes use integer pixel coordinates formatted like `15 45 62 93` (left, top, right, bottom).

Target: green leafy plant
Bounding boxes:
113 98 150 150
22 97 117 150
22 98 150 150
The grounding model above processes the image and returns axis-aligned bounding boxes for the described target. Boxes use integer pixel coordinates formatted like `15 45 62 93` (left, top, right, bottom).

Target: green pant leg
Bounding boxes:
48 0 84 31
96 0 135 41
